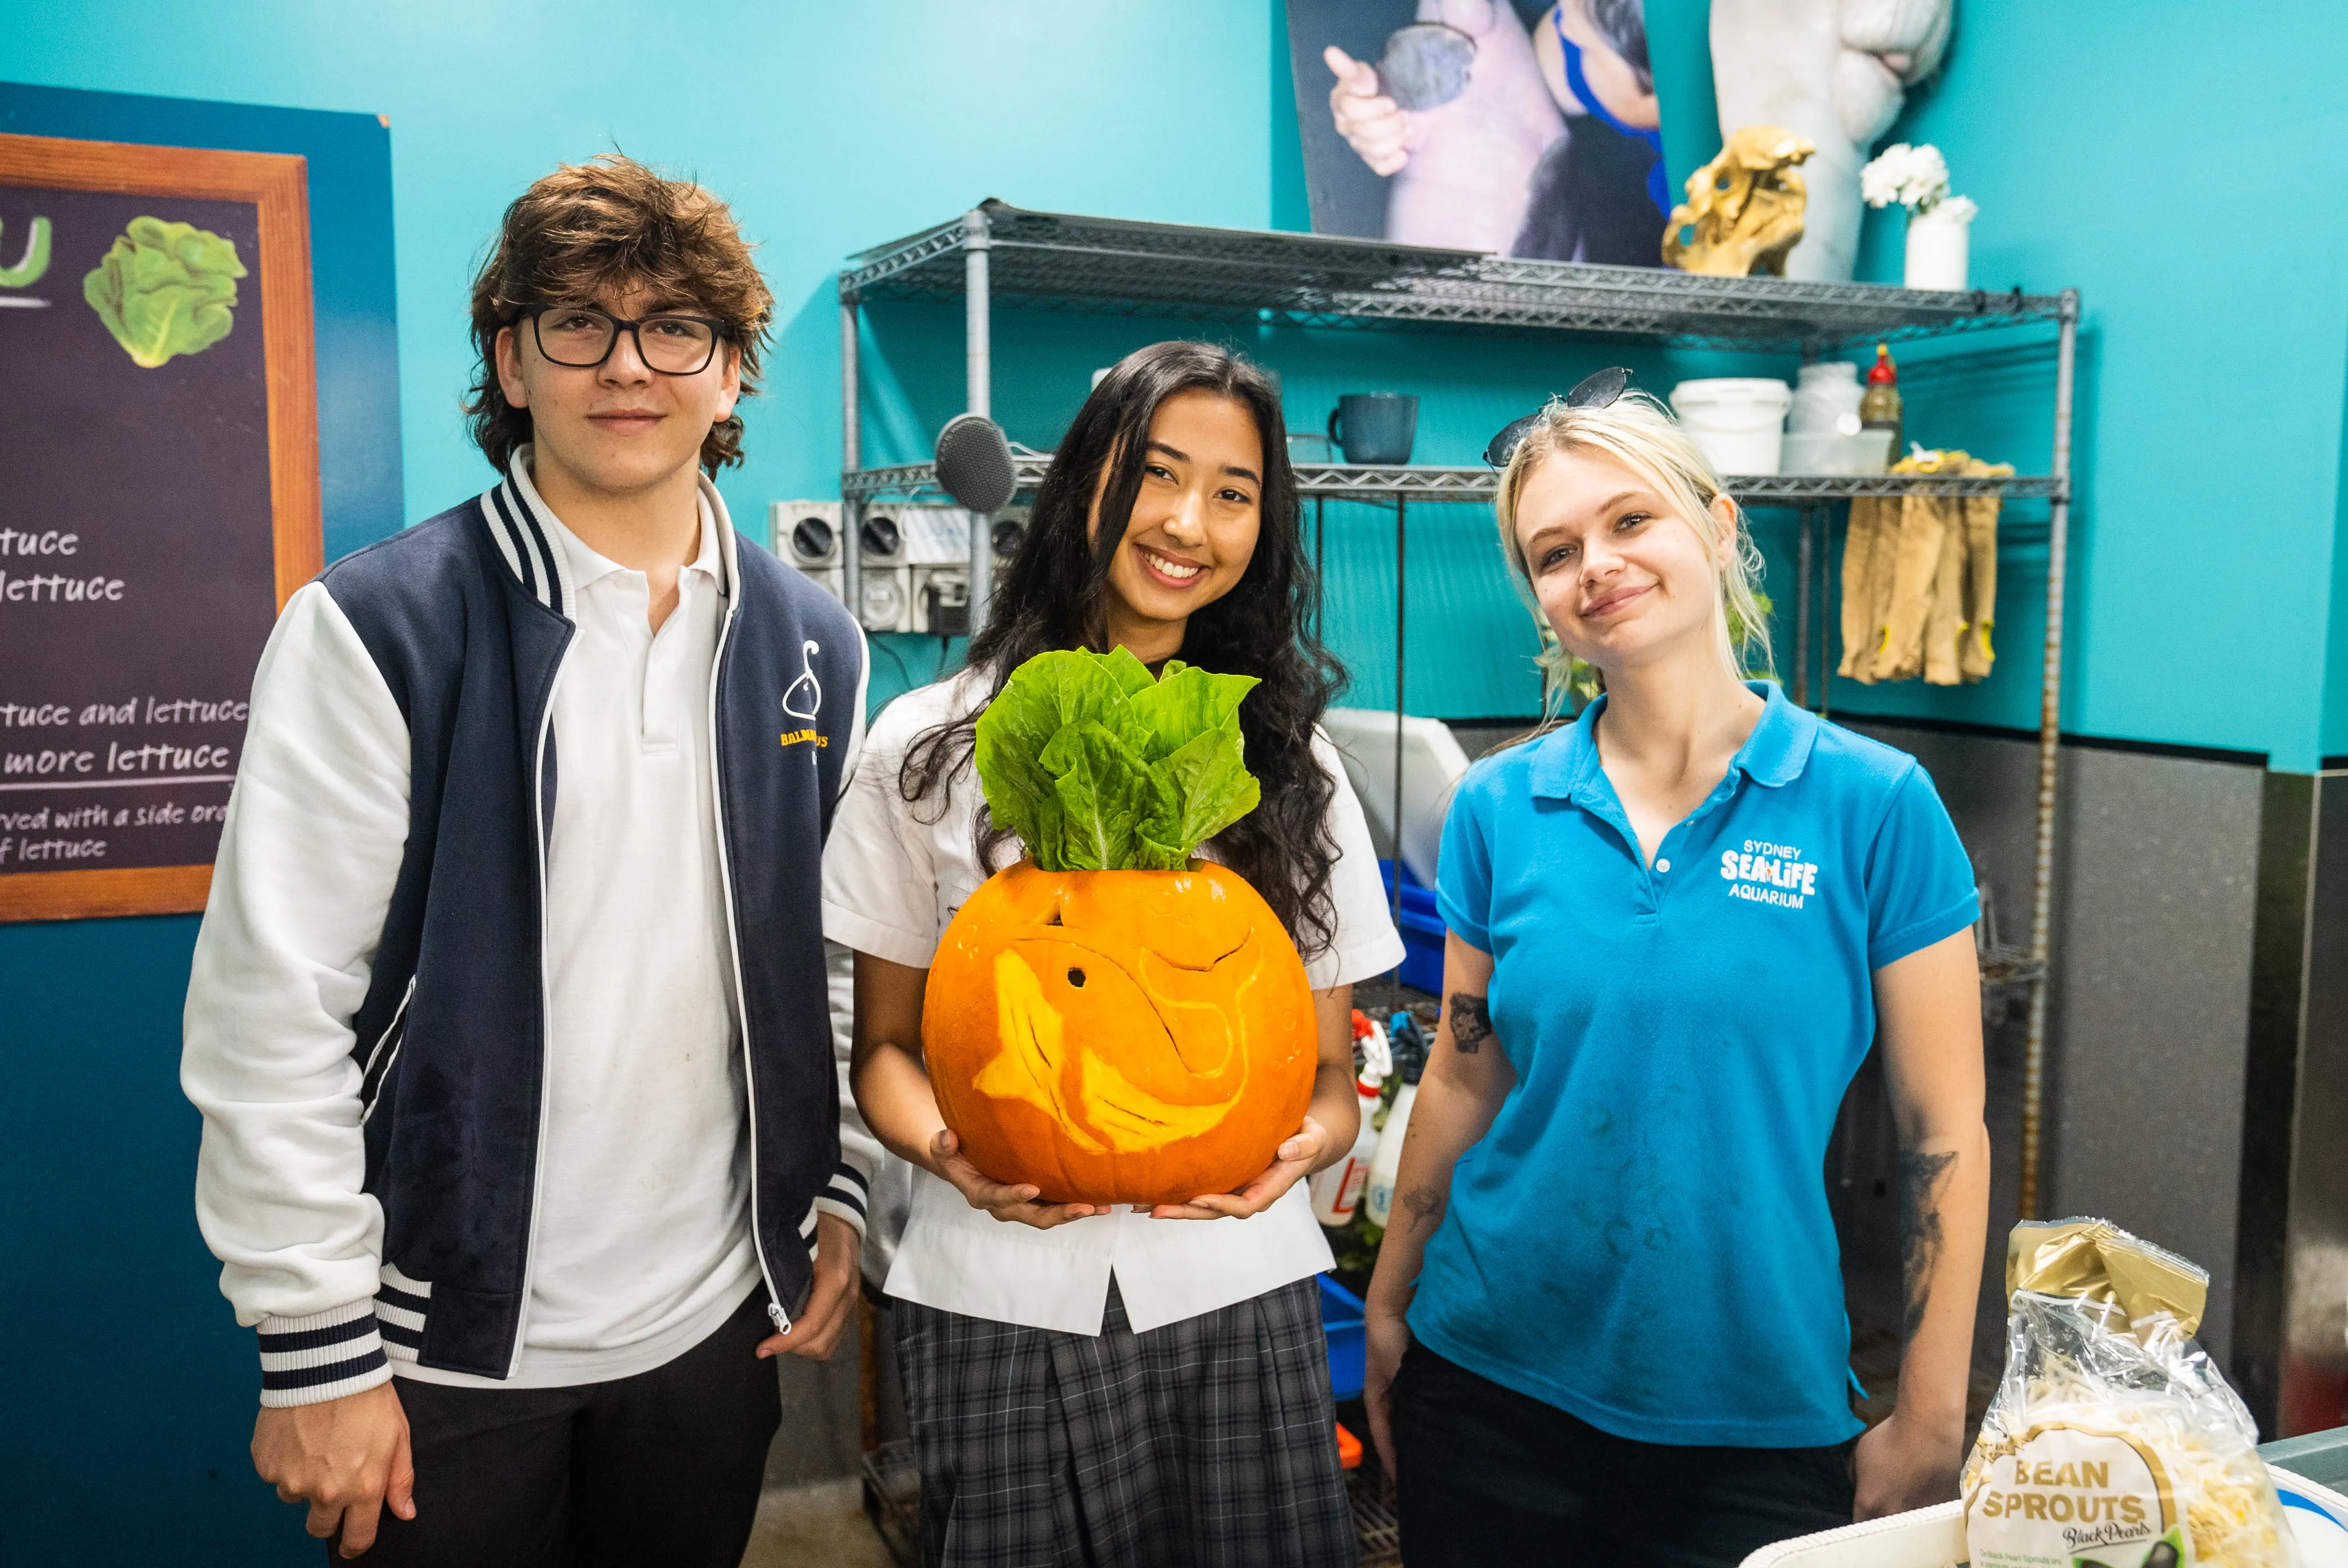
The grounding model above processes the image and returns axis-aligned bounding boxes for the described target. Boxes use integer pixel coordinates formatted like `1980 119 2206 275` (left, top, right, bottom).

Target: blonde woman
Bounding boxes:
1361 374 1990 1567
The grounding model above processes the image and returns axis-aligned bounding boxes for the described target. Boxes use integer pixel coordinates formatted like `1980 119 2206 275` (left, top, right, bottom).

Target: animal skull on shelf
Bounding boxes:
1662 126 1817 277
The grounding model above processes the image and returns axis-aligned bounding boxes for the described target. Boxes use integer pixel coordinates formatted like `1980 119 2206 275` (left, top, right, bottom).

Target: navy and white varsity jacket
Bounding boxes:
182 461 877 1406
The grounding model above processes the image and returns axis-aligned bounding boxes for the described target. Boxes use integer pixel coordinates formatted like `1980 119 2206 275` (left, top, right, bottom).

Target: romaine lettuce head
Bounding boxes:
974 648 1261 873
83 216 245 369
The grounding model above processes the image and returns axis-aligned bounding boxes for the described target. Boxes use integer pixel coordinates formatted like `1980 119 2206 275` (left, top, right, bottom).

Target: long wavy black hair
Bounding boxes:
900 340 1346 959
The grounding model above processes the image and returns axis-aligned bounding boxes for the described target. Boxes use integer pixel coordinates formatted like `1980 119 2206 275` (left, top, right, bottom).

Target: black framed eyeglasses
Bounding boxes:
521 303 731 376
1484 366 1633 467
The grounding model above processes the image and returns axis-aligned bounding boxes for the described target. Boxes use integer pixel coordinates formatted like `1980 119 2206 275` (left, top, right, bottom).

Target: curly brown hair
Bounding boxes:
465 153 774 474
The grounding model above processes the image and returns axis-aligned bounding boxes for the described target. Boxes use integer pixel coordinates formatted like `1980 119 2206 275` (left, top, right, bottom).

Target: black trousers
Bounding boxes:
1391 1343 1855 1568
350 1287 781 1567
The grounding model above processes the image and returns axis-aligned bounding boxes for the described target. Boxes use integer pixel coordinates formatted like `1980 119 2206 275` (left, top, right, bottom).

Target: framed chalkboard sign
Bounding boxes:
0 133 320 922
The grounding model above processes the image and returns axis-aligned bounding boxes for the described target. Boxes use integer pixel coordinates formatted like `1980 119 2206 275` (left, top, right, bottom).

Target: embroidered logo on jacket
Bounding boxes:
781 639 826 749
1721 838 1817 909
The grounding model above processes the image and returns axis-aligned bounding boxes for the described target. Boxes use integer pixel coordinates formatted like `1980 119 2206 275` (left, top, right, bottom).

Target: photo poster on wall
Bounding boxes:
0 133 319 922
1283 0 1671 265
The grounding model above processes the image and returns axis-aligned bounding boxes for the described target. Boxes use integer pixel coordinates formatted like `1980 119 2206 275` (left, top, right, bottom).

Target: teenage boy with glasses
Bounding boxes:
182 154 875 1563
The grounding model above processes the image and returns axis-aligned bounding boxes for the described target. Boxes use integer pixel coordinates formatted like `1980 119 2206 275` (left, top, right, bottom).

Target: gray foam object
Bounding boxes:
1377 23 1475 112
934 414 1018 515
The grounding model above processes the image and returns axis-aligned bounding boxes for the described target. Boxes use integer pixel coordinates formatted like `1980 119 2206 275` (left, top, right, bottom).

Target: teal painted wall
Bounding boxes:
1508 1 2348 771
24 1 2348 749
6 0 1750 730
9 0 1280 517
1825 2 2348 770
2324 341 2348 758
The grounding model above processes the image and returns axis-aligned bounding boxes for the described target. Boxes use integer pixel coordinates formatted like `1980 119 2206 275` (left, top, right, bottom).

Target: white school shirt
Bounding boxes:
820 669 1405 1335
401 474 758 1388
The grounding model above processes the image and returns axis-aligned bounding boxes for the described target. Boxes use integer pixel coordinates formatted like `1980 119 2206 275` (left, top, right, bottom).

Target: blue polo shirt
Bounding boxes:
1411 683 1977 1447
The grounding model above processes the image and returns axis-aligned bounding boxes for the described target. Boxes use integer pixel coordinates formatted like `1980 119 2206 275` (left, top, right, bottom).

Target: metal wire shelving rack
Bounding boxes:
838 200 2076 1219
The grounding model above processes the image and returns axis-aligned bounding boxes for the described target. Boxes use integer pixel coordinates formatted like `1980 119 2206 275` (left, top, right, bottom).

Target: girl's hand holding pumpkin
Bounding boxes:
928 1127 1103 1229
1147 1115 1329 1221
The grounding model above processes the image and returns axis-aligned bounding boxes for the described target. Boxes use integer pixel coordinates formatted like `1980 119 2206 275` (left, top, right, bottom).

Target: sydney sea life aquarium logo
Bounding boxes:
1721 838 1818 909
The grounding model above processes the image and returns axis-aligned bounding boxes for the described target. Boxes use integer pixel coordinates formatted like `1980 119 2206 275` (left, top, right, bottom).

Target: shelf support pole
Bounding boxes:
1794 505 1814 708
2019 288 2079 1222
1393 496 1407 931
965 209 993 636
840 287 862 624
1314 496 1326 641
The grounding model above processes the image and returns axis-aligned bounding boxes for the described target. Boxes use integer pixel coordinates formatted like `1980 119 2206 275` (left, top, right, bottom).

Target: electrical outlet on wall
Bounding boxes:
840 504 977 632
856 507 905 566
795 567 843 603
990 504 1031 564
857 565 914 633
913 566 969 636
770 499 841 566
769 500 845 603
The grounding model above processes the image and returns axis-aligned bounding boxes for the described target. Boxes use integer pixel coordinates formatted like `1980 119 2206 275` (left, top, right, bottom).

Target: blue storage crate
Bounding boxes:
1320 1274 1367 1400
1378 859 1445 994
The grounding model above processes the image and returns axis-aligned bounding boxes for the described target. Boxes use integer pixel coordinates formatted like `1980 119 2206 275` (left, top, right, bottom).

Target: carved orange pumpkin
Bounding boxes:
923 859 1318 1206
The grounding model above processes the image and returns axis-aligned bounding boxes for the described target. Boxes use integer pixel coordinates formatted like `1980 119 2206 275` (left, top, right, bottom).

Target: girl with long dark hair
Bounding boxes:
821 341 1402 1567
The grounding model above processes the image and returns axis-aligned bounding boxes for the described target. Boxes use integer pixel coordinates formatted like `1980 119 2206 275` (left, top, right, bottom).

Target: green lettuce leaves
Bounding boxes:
974 647 1261 871
84 216 246 369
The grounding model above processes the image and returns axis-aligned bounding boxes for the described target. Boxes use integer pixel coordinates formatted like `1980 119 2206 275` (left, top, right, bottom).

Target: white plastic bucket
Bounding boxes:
1788 360 1863 436
1670 378 1793 476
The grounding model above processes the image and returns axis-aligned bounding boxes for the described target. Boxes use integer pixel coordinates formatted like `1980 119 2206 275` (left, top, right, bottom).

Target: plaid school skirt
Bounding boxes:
895 1275 1357 1568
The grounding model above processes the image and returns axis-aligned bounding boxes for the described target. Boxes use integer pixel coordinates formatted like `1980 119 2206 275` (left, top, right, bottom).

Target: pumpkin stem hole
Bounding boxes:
1067 967 1087 987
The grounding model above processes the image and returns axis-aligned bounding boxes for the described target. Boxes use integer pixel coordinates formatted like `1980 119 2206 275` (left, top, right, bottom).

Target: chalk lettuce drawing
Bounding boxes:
0 216 50 288
83 216 245 367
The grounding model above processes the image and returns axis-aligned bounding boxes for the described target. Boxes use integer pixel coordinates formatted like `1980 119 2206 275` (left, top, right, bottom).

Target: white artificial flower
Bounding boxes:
1928 193 1979 223
1860 145 1909 208
1861 143 1952 211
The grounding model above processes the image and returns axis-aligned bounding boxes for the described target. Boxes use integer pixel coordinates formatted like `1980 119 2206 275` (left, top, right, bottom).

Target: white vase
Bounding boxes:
1904 206 1971 290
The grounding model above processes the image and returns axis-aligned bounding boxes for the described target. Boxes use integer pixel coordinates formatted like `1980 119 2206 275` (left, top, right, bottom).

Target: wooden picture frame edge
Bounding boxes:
0 133 320 924
0 864 213 923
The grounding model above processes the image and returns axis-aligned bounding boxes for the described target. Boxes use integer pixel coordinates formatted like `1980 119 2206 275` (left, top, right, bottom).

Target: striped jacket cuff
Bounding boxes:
256 1299 391 1408
811 1159 870 1240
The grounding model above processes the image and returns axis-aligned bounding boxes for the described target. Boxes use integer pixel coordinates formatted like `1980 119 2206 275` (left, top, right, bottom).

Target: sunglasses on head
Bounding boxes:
1484 366 1633 468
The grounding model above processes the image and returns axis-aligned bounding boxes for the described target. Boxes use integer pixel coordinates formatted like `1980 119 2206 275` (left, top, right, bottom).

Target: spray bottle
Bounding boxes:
1310 1012 1387 1227
1363 1012 1429 1229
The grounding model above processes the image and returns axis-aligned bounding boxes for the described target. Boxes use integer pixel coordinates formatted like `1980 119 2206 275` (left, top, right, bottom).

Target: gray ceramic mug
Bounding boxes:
1328 393 1419 465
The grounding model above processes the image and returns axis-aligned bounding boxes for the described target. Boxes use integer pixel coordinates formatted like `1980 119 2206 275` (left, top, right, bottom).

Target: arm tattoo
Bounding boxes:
1446 992 1493 1055
1898 1148 1958 1340
1400 1184 1446 1232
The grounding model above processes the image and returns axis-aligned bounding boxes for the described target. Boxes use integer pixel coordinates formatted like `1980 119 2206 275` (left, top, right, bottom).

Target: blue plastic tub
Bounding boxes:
1320 1274 1367 1400
1378 858 1445 994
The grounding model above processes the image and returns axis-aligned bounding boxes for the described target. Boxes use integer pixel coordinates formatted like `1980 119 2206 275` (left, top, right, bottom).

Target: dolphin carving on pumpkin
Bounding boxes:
923 861 1318 1206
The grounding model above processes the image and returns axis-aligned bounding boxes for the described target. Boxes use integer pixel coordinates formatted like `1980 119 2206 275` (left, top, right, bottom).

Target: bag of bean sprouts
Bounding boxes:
1964 1220 2298 1568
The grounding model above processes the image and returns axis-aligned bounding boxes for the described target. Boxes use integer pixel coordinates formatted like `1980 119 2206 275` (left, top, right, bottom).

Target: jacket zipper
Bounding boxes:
506 668 564 1375
357 974 418 1113
708 578 791 1335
